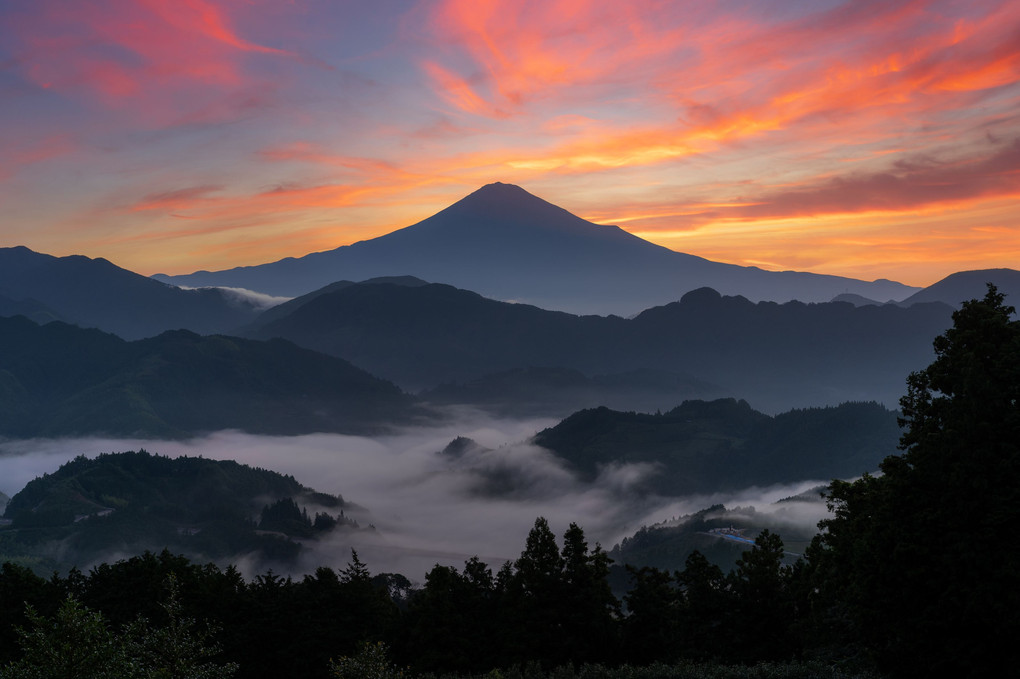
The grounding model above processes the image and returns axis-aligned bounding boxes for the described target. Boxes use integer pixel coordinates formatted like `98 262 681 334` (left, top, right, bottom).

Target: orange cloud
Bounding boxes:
130 185 225 212
420 0 685 117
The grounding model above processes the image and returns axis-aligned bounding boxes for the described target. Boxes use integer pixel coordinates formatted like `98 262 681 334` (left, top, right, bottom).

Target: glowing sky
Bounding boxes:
2 0 1018 286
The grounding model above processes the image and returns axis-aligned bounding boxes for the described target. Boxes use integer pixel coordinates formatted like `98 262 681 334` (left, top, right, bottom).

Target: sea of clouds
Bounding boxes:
0 411 831 581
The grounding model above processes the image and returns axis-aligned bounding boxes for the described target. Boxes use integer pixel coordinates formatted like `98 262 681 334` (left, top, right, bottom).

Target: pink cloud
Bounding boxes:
7 0 295 125
0 134 77 180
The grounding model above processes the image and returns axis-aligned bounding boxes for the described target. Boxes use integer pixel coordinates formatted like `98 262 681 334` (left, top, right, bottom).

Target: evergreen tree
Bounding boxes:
623 566 681 664
675 551 727 660
503 518 566 667
122 575 237 678
0 597 130 679
726 530 795 662
819 284 1020 676
558 523 619 663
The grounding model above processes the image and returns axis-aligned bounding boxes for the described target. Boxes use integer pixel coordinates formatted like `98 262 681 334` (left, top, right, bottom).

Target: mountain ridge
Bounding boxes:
244 278 954 412
0 315 417 438
0 246 265 340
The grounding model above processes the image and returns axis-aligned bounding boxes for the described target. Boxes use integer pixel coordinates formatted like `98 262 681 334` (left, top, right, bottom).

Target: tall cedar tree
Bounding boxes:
818 284 1020 677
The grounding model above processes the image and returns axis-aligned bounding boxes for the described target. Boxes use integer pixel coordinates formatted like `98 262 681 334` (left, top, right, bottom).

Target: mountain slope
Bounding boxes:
155 183 919 316
0 246 266 339
898 268 1020 308
247 280 629 389
0 451 357 568
532 399 901 495
246 280 953 411
0 315 416 438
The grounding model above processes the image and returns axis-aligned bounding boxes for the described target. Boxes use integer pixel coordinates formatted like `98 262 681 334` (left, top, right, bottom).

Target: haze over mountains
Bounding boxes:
2 180 1018 420
155 183 920 316
242 279 954 412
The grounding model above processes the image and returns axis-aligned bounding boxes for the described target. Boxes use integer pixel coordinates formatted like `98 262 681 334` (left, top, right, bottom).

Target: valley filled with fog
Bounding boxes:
0 409 831 580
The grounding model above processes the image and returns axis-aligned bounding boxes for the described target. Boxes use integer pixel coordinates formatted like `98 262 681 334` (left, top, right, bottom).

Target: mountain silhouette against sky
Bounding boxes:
897 268 1020 308
155 183 919 316
0 246 266 339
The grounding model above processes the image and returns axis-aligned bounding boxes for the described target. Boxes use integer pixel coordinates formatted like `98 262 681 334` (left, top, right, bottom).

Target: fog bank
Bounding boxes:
0 413 832 580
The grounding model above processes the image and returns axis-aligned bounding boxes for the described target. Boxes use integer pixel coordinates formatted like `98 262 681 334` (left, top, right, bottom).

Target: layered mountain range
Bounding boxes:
2 182 1018 424
242 278 954 412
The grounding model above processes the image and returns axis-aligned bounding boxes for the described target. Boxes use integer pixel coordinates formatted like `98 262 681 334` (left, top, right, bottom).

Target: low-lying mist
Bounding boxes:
0 410 833 581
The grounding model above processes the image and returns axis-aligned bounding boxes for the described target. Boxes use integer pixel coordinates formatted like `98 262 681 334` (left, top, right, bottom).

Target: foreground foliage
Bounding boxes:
0 576 236 679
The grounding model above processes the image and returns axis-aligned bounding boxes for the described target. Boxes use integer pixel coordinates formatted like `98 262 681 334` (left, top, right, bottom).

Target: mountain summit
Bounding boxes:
155 183 918 316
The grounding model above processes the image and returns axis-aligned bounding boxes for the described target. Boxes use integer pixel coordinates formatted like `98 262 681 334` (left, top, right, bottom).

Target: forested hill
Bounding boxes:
0 315 418 438
532 399 901 495
0 451 358 570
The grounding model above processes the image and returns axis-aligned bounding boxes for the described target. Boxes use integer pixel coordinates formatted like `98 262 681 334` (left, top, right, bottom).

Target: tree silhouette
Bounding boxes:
819 284 1020 676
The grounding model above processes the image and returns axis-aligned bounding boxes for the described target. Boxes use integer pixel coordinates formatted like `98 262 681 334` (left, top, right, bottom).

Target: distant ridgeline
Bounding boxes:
0 451 361 572
243 279 955 411
0 315 418 439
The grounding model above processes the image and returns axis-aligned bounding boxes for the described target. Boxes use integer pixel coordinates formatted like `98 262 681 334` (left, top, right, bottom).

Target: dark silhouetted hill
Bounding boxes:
247 280 953 412
0 246 266 339
239 275 429 330
830 292 884 306
0 292 65 325
609 500 823 575
246 281 629 390
0 315 416 438
155 183 919 316
898 268 1020 308
0 451 357 569
532 399 901 495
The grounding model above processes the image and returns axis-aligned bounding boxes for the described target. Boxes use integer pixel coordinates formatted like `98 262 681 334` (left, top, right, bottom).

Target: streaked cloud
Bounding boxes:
0 0 1017 284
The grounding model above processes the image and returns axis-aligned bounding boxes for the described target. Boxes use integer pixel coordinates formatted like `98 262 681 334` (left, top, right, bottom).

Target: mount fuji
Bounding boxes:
154 182 918 316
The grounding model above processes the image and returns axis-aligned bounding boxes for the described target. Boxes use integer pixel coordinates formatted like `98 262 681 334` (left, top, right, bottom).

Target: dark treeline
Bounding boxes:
1 286 1017 679
0 525 844 679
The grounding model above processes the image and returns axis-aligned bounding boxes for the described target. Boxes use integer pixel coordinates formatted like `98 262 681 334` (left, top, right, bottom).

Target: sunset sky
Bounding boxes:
1 0 1018 286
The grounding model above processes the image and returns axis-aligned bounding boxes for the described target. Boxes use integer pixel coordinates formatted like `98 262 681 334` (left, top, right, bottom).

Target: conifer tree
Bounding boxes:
819 284 1020 676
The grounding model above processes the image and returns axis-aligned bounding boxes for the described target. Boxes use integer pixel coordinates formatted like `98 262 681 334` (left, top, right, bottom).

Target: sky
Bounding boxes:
1 0 1018 287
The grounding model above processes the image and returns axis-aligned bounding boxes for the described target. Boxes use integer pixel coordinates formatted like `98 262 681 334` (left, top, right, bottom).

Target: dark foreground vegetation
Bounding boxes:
0 286 1017 678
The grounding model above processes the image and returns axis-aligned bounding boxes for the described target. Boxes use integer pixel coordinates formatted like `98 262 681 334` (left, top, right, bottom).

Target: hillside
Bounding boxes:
0 315 417 438
0 451 359 570
609 498 825 574
532 399 901 495
246 280 628 390
898 268 1020 308
0 246 266 340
